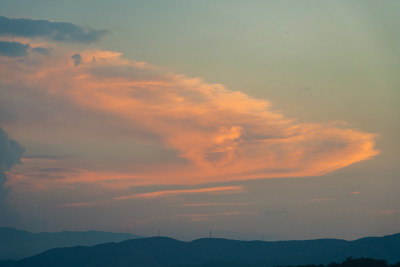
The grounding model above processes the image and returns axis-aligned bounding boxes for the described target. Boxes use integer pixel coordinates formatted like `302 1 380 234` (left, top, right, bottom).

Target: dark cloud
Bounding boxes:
0 127 25 171
0 16 108 43
32 46 51 55
0 41 29 57
0 171 14 224
72 53 82 66
0 172 7 200
0 126 24 224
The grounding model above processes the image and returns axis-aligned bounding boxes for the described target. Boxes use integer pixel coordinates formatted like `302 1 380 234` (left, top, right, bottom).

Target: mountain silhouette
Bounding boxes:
0 233 399 267
0 227 142 260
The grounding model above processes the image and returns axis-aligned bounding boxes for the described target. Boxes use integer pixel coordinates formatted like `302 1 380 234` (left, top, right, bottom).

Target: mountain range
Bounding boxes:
0 227 142 260
1 229 399 267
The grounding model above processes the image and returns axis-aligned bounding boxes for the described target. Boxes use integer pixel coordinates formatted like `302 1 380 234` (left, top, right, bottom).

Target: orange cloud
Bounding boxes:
8 167 146 191
0 46 380 189
115 186 245 200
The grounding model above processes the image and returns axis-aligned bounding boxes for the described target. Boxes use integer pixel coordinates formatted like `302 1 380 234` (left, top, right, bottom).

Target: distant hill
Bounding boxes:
0 233 399 267
0 227 142 260
173 257 400 267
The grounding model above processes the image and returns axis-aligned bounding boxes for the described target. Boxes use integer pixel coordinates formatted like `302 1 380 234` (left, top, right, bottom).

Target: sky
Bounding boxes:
0 1 399 241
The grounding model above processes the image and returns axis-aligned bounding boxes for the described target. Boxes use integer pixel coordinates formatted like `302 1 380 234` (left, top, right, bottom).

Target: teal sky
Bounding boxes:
4 1 398 131
0 1 399 240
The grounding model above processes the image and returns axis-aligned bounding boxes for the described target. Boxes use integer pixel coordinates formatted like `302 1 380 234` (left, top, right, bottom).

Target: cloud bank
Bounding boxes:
0 126 24 223
0 40 379 189
0 127 25 171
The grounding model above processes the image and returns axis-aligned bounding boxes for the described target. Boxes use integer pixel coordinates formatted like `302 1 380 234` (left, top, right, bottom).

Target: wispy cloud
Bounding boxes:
178 202 254 207
349 191 360 195
9 168 144 191
307 198 333 203
22 155 71 160
375 209 400 215
115 186 246 200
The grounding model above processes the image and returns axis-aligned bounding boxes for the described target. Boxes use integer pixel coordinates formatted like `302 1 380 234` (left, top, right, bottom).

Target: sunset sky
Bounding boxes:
0 1 399 241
